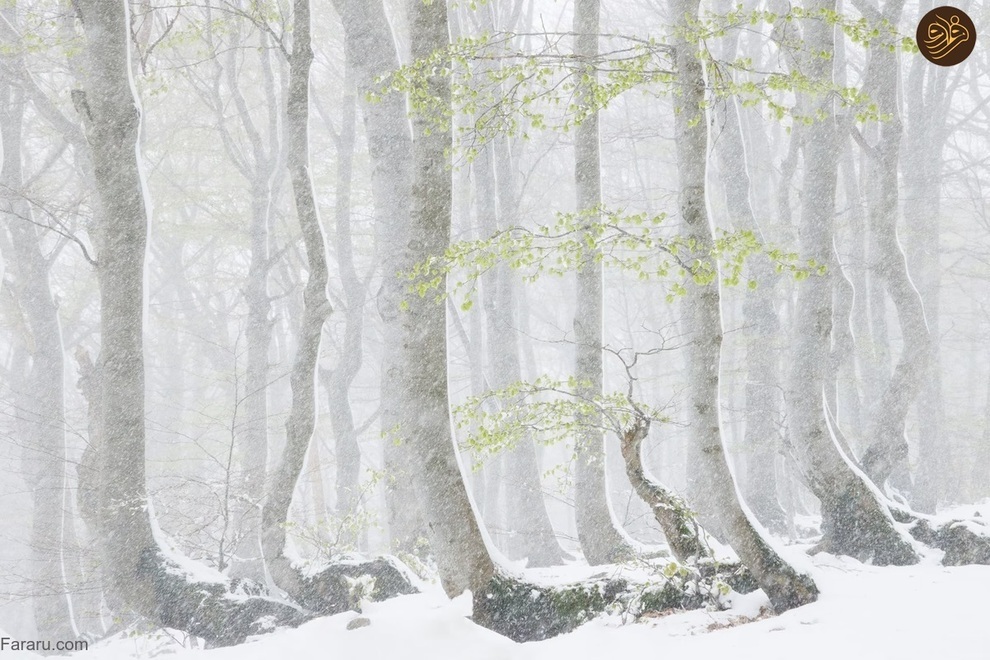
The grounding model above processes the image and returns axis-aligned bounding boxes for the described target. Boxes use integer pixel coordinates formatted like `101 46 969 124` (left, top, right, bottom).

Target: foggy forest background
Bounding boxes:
1 0 989 648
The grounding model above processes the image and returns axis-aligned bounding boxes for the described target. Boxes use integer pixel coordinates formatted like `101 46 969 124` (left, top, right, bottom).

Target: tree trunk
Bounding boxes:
321 58 364 525
260 0 333 593
199 18 283 582
619 419 710 562
903 34 949 513
402 0 495 598
853 0 932 489
329 0 426 554
473 132 563 566
572 0 635 566
76 0 307 644
671 0 818 612
711 0 787 534
0 53 75 639
784 0 917 565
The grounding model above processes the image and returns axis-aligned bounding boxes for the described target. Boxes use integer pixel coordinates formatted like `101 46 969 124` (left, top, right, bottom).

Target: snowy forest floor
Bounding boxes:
27 503 990 660
72 553 988 660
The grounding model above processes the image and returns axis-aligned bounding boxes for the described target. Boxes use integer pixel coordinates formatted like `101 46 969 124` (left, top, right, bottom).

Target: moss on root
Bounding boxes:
290 556 419 614
137 549 418 646
473 571 628 642
139 548 309 647
472 562 758 642
906 518 990 566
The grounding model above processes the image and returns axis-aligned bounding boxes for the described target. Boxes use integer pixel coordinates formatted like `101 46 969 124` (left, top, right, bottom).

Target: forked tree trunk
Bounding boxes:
0 59 75 639
671 0 818 612
784 0 917 565
572 0 635 565
852 0 932 489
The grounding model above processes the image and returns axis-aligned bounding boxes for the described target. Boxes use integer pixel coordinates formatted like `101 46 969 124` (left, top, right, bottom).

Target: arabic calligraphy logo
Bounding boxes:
917 7 976 66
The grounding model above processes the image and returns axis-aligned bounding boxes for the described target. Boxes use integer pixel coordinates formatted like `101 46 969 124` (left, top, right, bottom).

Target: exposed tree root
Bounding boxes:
472 562 759 643
135 548 418 647
138 548 309 647
889 508 990 566
268 555 418 615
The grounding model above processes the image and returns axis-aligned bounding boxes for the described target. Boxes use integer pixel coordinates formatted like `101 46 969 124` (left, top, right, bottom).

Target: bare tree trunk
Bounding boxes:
853 0 932 489
784 0 917 565
671 0 818 612
472 129 563 565
619 419 709 562
711 0 786 534
320 59 364 525
76 0 306 643
399 0 495 598
0 53 75 638
838 136 868 440
572 0 634 565
903 34 950 513
261 0 333 593
198 16 284 581
329 0 425 554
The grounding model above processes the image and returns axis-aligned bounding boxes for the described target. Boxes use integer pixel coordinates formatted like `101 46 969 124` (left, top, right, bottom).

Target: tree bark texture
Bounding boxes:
853 0 933 489
572 0 634 566
260 0 334 595
76 0 310 643
784 0 917 565
403 0 495 598
672 0 818 612
330 0 426 553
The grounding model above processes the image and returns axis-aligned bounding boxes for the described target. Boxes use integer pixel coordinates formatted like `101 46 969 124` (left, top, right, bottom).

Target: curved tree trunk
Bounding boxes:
710 0 787 534
260 0 333 594
784 0 917 565
672 0 818 612
852 0 932 489
76 0 307 644
619 419 710 562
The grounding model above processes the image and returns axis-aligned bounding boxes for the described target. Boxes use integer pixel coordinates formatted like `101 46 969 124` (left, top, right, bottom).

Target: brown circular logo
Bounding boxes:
917 6 976 66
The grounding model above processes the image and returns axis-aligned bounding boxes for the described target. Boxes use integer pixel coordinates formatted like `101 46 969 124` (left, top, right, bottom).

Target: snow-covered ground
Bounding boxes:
69 548 990 660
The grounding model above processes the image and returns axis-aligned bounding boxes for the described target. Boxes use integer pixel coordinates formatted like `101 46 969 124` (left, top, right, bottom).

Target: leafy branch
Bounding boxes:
402 206 821 309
